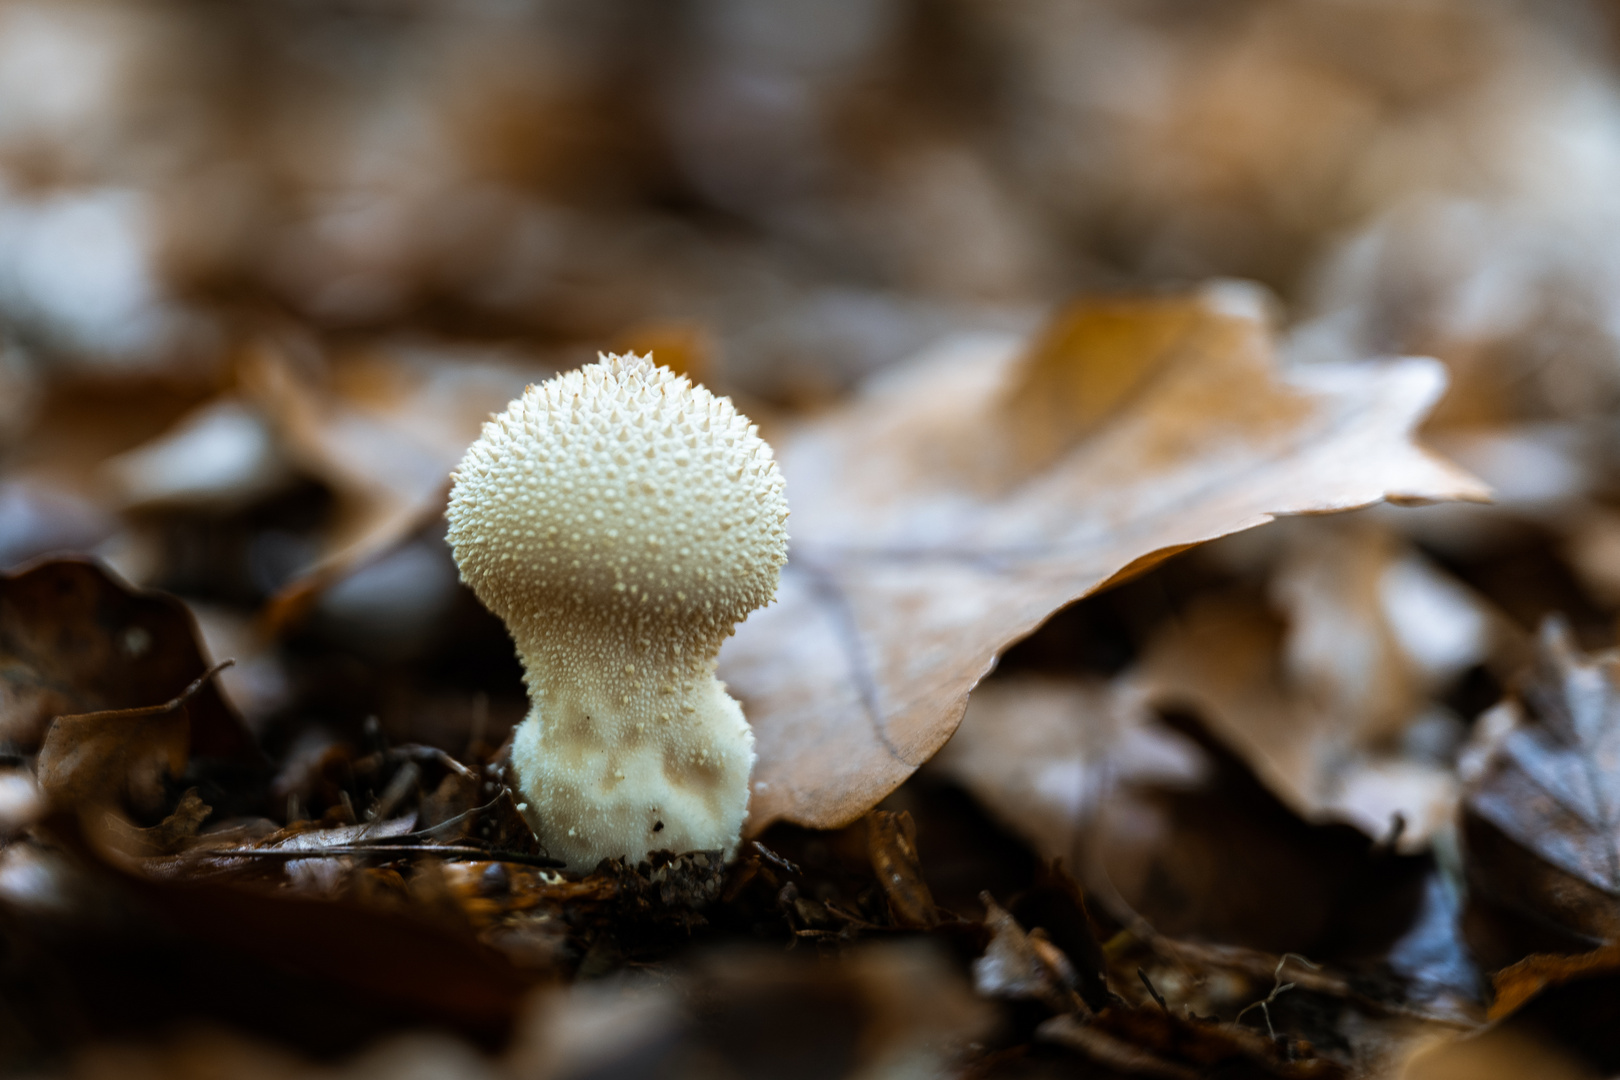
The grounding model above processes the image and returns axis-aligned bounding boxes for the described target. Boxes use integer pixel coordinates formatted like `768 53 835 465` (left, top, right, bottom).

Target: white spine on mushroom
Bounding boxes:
446 353 789 868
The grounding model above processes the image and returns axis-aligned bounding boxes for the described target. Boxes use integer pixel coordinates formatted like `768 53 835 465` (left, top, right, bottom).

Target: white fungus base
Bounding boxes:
510 672 755 868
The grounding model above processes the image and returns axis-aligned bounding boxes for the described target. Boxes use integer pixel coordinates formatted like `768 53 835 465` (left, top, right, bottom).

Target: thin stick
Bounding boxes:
204 844 565 869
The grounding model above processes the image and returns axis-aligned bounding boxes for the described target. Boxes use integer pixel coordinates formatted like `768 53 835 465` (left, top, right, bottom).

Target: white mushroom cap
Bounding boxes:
448 353 786 644
446 353 788 866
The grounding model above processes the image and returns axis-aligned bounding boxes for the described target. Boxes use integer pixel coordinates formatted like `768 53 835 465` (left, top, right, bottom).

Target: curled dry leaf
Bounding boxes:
930 675 1207 869
1133 521 1504 849
724 283 1488 831
242 343 541 629
1462 619 1620 957
1489 945 1620 1023
973 893 1086 1015
935 676 1457 967
111 787 213 856
36 662 230 816
1393 946 1620 1078
0 559 255 760
865 809 937 929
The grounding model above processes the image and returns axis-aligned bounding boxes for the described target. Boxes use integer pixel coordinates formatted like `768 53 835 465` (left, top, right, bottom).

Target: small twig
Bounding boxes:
354 793 509 845
1236 953 1319 1041
1137 968 1169 1012
388 744 479 781
208 844 564 868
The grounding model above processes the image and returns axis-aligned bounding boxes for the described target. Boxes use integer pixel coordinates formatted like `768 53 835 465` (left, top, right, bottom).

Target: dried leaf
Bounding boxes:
866 809 937 929
1135 590 1462 849
412 786 546 860
87 828 536 1046
516 940 991 1080
610 320 715 385
1398 1028 1595 1080
0 372 233 581
723 284 1486 831
1038 1015 1201 1080
1416 945 1620 1076
1268 520 1502 741
1462 619 1620 951
1040 1005 1348 1079
1490 945 1620 1022
102 787 213 856
972 893 1082 1013
100 397 295 512
36 660 232 814
243 344 540 629
930 675 1205 865
937 676 1441 958
1 559 255 760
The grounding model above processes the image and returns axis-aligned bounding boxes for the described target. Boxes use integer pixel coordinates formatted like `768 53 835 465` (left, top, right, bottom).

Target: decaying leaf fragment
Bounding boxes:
1462 619 1620 954
1395 946 1620 1079
969 882 1350 1078
866 809 937 929
972 893 1086 1014
241 343 540 629
1133 520 1505 849
724 283 1487 830
929 675 1207 870
0 559 254 760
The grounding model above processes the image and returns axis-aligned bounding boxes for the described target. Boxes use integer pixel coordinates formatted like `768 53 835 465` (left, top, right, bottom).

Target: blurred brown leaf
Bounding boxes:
243 343 541 630
725 283 1487 832
1490 945 1620 1021
48 811 540 1051
609 320 715 386
36 662 228 815
1040 1004 1348 1079
938 674 1435 958
1134 536 1488 850
109 786 213 856
930 675 1205 870
1392 945 1620 1079
866 809 937 929
1462 619 1620 958
1398 1028 1596 1080
972 893 1088 1015
0 559 255 760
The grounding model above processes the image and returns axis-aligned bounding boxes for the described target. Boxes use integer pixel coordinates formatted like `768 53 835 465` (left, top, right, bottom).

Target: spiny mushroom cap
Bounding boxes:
446 353 789 648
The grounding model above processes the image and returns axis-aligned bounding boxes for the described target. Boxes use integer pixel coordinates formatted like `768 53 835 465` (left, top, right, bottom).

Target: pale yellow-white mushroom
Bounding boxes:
446 353 788 867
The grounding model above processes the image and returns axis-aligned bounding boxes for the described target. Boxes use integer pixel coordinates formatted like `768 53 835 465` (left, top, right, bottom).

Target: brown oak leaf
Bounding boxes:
722 283 1487 831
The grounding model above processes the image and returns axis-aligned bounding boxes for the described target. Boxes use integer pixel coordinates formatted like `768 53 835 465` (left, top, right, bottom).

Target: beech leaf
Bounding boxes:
722 283 1488 831
1463 619 1620 948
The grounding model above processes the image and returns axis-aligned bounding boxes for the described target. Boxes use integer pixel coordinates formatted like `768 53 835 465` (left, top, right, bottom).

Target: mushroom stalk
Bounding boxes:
446 354 788 868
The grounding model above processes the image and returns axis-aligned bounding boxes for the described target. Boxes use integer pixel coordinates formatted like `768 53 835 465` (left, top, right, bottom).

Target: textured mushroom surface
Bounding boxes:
447 353 788 867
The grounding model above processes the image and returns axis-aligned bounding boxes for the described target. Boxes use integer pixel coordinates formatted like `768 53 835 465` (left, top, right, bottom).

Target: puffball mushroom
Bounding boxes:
446 353 789 868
